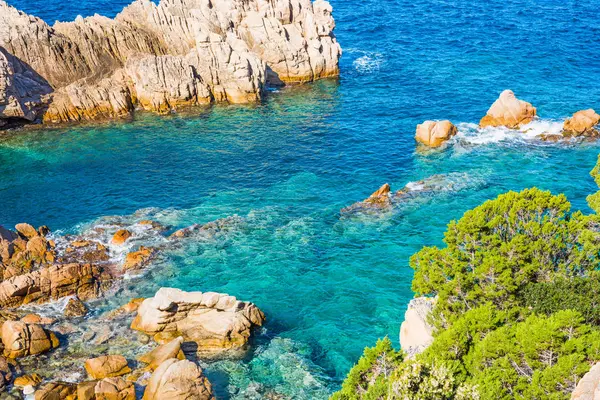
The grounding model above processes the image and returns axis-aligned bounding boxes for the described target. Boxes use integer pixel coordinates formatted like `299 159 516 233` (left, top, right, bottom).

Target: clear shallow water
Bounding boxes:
2 0 600 398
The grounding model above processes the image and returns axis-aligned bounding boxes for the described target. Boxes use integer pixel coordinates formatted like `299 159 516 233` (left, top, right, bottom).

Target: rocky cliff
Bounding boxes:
0 0 341 127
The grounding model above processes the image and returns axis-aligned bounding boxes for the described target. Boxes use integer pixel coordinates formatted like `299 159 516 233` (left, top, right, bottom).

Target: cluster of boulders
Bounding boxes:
0 218 265 398
415 90 600 147
0 0 341 128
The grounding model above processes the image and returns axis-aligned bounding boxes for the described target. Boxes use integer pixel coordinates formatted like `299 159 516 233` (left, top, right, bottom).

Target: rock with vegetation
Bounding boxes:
563 109 600 137
415 120 457 147
479 90 537 128
131 287 265 353
336 171 600 399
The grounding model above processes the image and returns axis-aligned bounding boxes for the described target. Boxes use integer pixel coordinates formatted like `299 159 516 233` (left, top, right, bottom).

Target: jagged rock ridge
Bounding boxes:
0 0 341 127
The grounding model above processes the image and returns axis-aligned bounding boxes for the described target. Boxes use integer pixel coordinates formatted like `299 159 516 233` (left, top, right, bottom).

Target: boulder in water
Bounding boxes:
84 355 131 380
131 288 265 354
111 230 132 245
563 109 600 137
415 120 457 147
480 90 537 128
138 336 186 371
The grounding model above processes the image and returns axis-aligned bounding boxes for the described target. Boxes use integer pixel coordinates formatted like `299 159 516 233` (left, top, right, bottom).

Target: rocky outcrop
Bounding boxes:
84 355 131 379
64 296 88 317
0 224 112 308
1 320 59 358
123 246 156 272
0 0 341 128
415 120 457 147
563 109 600 137
111 229 132 245
131 288 265 353
571 363 600 399
480 90 537 129
399 297 435 358
143 359 214 400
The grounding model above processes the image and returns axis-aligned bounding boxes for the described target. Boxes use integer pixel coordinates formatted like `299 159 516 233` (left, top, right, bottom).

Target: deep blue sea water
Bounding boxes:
2 0 600 398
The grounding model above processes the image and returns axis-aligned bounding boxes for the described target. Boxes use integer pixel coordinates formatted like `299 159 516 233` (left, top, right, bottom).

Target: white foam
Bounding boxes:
350 50 385 73
453 118 564 145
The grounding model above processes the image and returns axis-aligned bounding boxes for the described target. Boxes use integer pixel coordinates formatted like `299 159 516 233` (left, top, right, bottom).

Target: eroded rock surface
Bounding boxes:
84 355 131 380
0 0 341 127
480 90 537 129
131 288 265 353
572 362 600 400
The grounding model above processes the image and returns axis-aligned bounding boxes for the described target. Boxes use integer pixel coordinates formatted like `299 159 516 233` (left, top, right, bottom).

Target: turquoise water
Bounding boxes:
2 0 600 398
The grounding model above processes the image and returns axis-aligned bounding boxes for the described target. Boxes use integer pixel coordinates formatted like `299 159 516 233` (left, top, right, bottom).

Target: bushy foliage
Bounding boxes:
332 337 477 400
522 273 600 325
334 171 600 400
410 188 600 328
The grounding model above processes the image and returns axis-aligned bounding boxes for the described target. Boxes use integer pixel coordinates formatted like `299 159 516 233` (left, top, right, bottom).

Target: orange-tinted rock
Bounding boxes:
1 321 59 358
64 296 88 318
84 355 131 380
415 120 457 147
142 359 213 400
563 109 600 137
76 381 97 400
340 183 393 214
138 337 186 371
480 90 537 128
21 314 55 325
94 377 135 400
123 247 156 272
34 381 77 400
15 223 38 240
14 373 42 387
111 230 132 245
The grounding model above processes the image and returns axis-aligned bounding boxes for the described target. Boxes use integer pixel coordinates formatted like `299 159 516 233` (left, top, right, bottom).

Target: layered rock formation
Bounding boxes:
0 0 341 127
415 120 457 147
564 109 600 137
399 297 435 358
1 320 59 358
131 287 265 353
480 90 537 128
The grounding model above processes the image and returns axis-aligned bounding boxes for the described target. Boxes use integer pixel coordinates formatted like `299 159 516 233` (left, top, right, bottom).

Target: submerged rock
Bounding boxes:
399 297 435 358
63 297 88 318
143 359 213 400
415 120 457 147
131 288 265 354
480 90 537 129
122 247 156 272
563 109 600 137
0 0 341 128
1 321 59 358
340 184 392 214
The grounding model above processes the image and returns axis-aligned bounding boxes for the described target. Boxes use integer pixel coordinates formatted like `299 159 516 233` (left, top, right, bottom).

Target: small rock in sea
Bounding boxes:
64 296 88 318
563 109 600 137
480 90 537 129
122 246 156 272
84 355 131 380
137 337 186 371
111 229 132 245
340 183 393 214
415 120 457 147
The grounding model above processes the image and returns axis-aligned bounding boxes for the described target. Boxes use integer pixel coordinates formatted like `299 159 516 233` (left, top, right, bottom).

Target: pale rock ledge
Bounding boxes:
399 297 435 358
0 0 341 127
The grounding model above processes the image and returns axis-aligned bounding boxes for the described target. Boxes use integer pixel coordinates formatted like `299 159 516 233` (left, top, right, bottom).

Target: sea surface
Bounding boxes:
2 0 600 398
